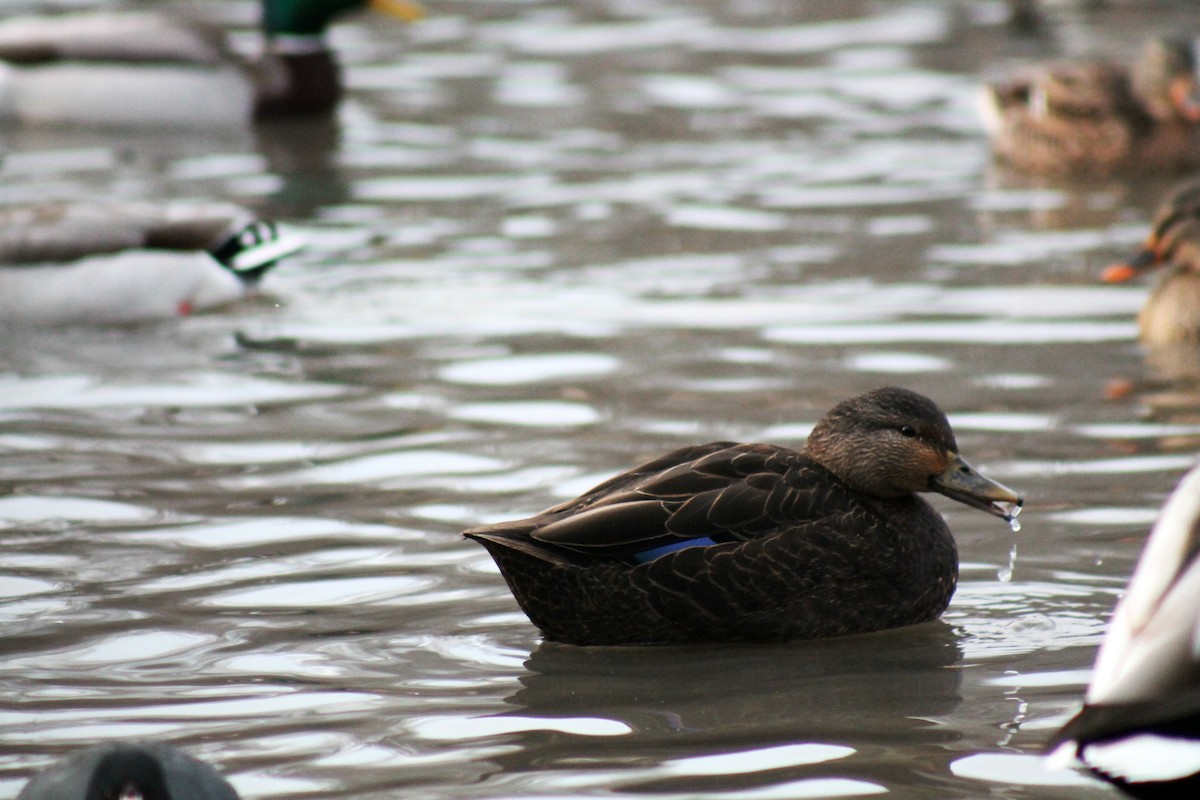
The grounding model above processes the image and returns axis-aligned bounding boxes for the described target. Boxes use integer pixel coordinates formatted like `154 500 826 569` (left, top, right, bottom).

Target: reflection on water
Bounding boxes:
3 1 1200 798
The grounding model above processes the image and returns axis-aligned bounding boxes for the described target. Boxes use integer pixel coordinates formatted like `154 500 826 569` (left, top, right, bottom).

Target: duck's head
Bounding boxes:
86 747 172 800
19 743 238 800
1104 182 1200 283
805 387 1022 521
1132 37 1200 122
262 0 423 38
209 219 306 285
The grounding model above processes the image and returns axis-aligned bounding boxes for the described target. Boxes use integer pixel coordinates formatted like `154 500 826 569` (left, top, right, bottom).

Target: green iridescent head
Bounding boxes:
262 0 372 37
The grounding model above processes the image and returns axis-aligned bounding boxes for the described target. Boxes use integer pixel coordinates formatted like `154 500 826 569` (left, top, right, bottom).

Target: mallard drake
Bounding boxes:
980 38 1200 176
17 742 238 800
0 202 304 326
465 387 1023 646
0 0 420 127
1049 463 1200 797
1103 180 1200 344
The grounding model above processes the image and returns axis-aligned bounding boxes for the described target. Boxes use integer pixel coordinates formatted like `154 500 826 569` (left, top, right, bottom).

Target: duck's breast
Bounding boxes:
1139 269 1200 343
4 63 251 128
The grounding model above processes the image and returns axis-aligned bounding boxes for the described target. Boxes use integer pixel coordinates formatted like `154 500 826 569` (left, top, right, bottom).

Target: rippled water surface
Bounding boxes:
5 1 1200 797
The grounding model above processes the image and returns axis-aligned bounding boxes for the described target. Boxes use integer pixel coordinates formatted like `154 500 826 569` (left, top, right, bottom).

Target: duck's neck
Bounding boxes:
253 0 362 116
262 0 365 37
805 426 908 499
253 40 341 117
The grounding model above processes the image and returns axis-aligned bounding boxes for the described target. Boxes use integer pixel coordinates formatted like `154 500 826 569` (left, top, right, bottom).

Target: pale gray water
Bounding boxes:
3 1 1200 798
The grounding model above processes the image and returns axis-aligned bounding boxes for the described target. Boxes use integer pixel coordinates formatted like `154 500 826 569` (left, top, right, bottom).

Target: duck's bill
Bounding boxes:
1171 75 1200 122
930 453 1023 521
1101 247 1159 283
370 0 426 22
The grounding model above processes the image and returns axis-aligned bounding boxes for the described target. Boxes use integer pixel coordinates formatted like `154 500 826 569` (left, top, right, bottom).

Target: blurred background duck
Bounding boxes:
1103 180 1200 344
0 201 304 326
1049 463 1200 798
465 387 1022 646
0 0 421 128
980 38 1200 176
17 741 239 800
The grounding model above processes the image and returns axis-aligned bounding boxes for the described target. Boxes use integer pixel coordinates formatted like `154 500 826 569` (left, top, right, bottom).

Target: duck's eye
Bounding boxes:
899 425 918 438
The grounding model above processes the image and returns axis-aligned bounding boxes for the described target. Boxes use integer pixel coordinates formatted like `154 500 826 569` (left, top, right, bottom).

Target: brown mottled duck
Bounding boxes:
981 38 1200 176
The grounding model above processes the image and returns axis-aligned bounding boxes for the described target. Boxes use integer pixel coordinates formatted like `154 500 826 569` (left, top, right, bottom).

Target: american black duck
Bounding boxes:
465 386 1023 646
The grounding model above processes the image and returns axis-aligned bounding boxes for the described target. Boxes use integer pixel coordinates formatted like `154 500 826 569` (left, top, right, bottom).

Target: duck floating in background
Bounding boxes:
16 741 239 800
0 0 421 128
1049 463 1200 798
1104 180 1200 344
980 38 1200 176
0 201 304 326
465 387 1023 646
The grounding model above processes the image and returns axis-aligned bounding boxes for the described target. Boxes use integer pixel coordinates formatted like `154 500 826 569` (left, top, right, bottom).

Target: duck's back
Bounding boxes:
468 442 959 645
0 11 227 64
984 66 1138 175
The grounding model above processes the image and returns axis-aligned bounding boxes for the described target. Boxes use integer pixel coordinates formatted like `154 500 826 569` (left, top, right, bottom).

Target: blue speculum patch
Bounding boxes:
632 537 718 563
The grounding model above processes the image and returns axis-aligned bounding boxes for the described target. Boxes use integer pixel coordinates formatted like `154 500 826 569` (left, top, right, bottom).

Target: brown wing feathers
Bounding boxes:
466 442 825 563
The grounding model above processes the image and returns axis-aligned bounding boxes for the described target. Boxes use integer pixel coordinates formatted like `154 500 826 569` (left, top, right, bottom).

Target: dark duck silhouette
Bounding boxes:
1104 180 1200 344
17 741 238 800
465 387 1023 646
1049 463 1200 798
980 38 1200 176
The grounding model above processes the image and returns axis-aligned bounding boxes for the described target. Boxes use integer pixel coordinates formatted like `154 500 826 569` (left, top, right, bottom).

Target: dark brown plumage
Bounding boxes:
465 387 1022 646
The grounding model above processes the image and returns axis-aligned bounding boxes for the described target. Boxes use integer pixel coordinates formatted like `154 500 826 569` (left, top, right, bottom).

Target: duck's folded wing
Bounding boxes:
537 441 740 516
532 501 675 550
0 203 249 265
0 12 226 66
529 443 817 555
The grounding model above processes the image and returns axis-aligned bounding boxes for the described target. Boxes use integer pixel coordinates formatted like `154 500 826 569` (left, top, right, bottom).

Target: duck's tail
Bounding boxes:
464 523 578 567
